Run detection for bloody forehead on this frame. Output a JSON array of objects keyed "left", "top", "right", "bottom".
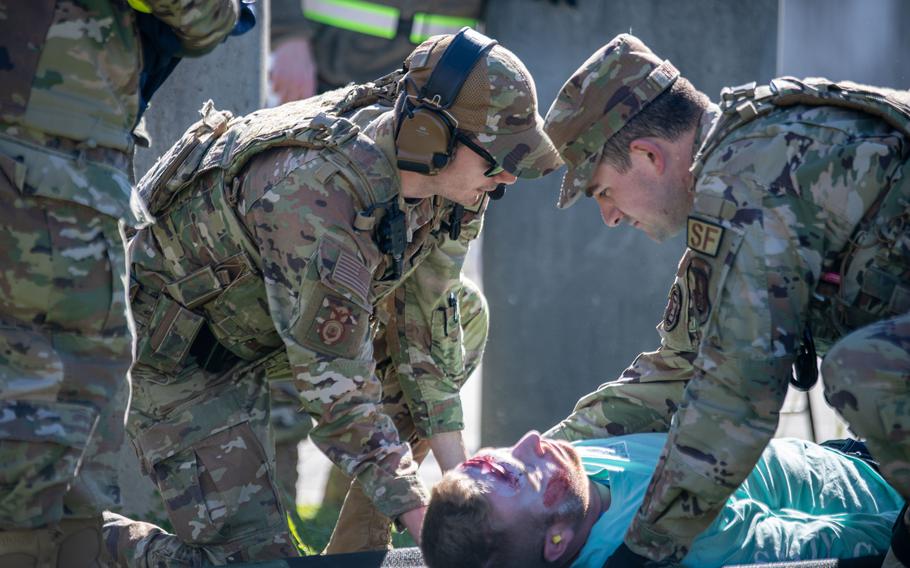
[{"left": 462, "top": 455, "right": 519, "bottom": 489}]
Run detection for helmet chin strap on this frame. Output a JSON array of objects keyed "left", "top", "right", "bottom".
[{"left": 489, "top": 183, "right": 507, "bottom": 200}]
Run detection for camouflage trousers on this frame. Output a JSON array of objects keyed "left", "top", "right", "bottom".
[
  {"left": 0, "top": 156, "right": 131, "bottom": 538},
  {"left": 821, "top": 311, "right": 910, "bottom": 501},
  {"left": 325, "top": 278, "right": 489, "bottom": 553},
  {"left": 112, "top": 355, "right": 298, "bottom": 567}
]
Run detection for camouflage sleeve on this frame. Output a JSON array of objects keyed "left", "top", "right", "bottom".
[
  {"left": 243, "top": 153, "right": 427, "bottom": 519},
  {"left": 391, "top": 204, "right": 486, "bottom": 438},
  {"left": 621, "top": 117, "right": 906, "bottom": 561},
  {"left": 145, "top": 0, "right": 239, "bottom": 54},
  {"left": 623, "top": 167, "right": 805, "bottom": 562},
  {"left": 545, "top": 254, "right": 697, "bottom": 442}
]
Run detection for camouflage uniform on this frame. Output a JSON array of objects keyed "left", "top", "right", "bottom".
[
  {"left": 269, "top": 0, "right": 485, "bottom": 521},
  {"left": 0, "top": 1, "right": 236, "bottom": 566},
  {"left": 272, "top": 0, "right": 485, "bottom": 92},
  {"left": 544, "top": 34, "right": 910, "bottom": 564},
  {"left": 324, "top": 276, "right": 488, "bottom": 552},
  {"left": 107, "top": 33, "right": 559, "bottom": 566}
]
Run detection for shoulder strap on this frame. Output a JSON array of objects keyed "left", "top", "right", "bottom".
[{"left": 140, "top": 72, "right": 405, "bottom": 218}]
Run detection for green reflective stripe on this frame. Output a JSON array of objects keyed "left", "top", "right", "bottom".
[
  {"left": 410, "top": 13, "right": 479, "bottom": 43},
  {"left": 302, "top": 0, "right": 399, "bottom": 39}
]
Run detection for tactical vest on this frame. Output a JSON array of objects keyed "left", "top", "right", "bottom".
[
  {"left": 137, "top": 75, "right": 413, "bottom": 367},
  {"left": 692, "top": 77, "right": 910, "bottom": 352}
]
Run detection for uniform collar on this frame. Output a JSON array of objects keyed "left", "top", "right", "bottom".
[
  {"left": 687, "top": 102, "right": 723, "bottom": 183},
  {"left": 361, "top": 109, "right": 401, "bottom": 184}
]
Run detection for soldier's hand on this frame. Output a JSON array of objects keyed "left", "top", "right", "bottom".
[
  {"left": 602, "top": 543, "right": 654, "bottom": 568},
  {"left": 399, "top": 505, "right": 428, "bottom": 545},
  {"left": 270, "top": 36, "right": 317, "bottom": 104}
]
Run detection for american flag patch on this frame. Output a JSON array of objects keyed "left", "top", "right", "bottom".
[{"left": 332, "top": 249, "right": 371, "bottom": 307}]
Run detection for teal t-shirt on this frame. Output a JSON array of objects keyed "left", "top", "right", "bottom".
[{"left": 570, "top": 434, "right": 903, "bottom": 568}]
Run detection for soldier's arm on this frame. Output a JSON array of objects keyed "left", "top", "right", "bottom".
[
  {"left": 242, "top": 156, "right": 427, "bottom": 520},
  {"left": 623, "top": 167, "right": 809, "bottom": 563},
  {"left": 545, "top": 254, "right": 699, "bottom": 442},
  {"left": 391, "top": 204, "right": 485, "bottom": 445},
  {"left": 145, "top": 0, "right": 239, "bottom": 54},
  {"left": 545, "top": 349, "right": 692, "bottom": 442}
]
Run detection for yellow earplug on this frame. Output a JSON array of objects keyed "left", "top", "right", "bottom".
[
  {"left": 551, "top": 534, "right": 562, "bottom": 545},
  {"left": 127, "top": 0, "right": 152, "bottom": 13}
]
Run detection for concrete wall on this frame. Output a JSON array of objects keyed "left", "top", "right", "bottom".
[
  {"left": 116, "top": 6, "right": 268, "bottom": 522},
  {"left": 481, "top": 1, "right": 779, "bottom": 446},
  {"left": 779, "top": 0, "right": 910, "bottom": 88}
]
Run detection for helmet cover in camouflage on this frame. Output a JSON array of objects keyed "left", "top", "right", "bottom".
[
  {"left": 544, "top": 34, "right": 680, "bottom": 208},
  {"left": 403, "top": 33, "right": 562, "bottom": 179}
]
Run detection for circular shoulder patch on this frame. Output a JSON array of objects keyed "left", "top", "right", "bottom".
[
  {"left": 304, "top": 293, "right": 369, "bottom": 359},
  {"left": 663, "top": 283, "right": 682, "bottom": 332}
]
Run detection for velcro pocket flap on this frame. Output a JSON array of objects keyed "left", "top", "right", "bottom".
[
  {"left": 140, "top": 295, "right": 205, "bottom": 373},
  {"left": 166, "top": 266, "right": 223, "bottom": 309},
  {"left": 133, "top": 386, "right": 249, "bottom": 468}
]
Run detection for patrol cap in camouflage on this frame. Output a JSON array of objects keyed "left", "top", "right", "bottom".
[
  {"left": 403, "top": 33, "right": 562, "bottom": 179},
  {"left": 544, "top": 34, "right": 680, "bottom": 208}
]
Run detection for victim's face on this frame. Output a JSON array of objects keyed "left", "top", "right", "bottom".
[{"left": 458, "top": 431, "right": 588, "bottom": 528}]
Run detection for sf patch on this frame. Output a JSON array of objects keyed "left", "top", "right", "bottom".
[
  {"left": 687, "top": 217, "right": 724, "bottom": 257},
  {"left": 306, "top": 293, "right": 367, "bottom": 358},
  {"left": 662, "top": 283, "right": 682, "bottom": 332}
]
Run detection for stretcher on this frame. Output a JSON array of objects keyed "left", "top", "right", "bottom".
[{"left": 234, "top": 548, "right": 887, "bottom": 567}]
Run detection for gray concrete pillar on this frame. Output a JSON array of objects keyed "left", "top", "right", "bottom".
[
  {"left": 115, "top": 3, "right": 268, "bottom": 523},
  {"left": 778, "top": 0, "right": 910, "bottom": 88},
  {"left": 481, "top": 1, "right": 778, "bottom": 446}
]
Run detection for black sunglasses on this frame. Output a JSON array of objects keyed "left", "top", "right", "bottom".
[{"left": 456, "top": 132, "right": 506, "bottom": 178}]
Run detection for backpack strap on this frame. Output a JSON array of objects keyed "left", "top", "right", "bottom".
[{"left": 693, "top": 76, "right": 910, "bottom": 176}]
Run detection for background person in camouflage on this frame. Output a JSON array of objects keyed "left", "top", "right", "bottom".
[
  {"left": 270, "top": 0, "right": 484, "bottom": 102},
  {"left": 0, "top": 1, "right": 237, "bottom": 566},
  {"left": 542, "top": 33, "right": 910, "bottom": 567},
  {"left": 103, "top": 30, "right": 560, "bottom": 566}
]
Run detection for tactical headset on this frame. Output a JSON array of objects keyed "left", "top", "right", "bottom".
[{"left": 395, "top": 27, "right": 497, "bottom": 176}]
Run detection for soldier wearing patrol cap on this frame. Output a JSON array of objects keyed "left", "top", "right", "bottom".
[
  {"left": 268, "top": 0, "right": 486, "bottom": 544},
  {"left": 102, "top": 28, "right": 560, "bottom": 566},
  {"left": 544, "top": 33, "right": 910, "bottom": 567}
]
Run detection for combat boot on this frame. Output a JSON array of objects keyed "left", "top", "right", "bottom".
[
  {"left": 324, "top": 479, "right": 393, "bottom": 553},
  {"left": 882, "top": 503, "right": 910, "bottom": 568},
  {"left": 0, "top": 517, "right": 105, "bottom": 568}
]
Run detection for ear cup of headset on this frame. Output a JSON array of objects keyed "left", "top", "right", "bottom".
[
  {"left": 395, "top": 106, "right": 455, "bottom": 175},
  {"left": 395, "top": 27, "right": 497, "bottom": 175}
]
